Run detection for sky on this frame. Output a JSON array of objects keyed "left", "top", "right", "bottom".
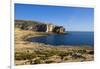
[{"left": 15, "top": 3, "right": 94, "bottom": 31}]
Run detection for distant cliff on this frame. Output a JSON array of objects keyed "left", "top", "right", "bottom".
[{"left": 15, "top": 20, "right": 65, "bottom": 34}]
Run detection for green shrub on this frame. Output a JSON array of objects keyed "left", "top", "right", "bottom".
[
  {"left": 77, "top": 49, "right": 86, "bottom": 54},
  {"left": 64, "top": 57, "right": 68, "bottom": 61},
  {"left": 34, "top": 59, "right": 42, "bottom": 64},
  {"left": 45, "top": 60, "right": 54, "bottom": 63},
  {"left": 35, "top": 50, "right": 57, "bottom": 57},
  {"left": 39, "top": 55, "right": 48, "bottom": 60},
  {"left": 15, "top": 52, "right": 36, "bottom": 60}
]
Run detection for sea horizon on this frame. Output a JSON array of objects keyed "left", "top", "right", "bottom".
[{"left": 66, "top": 31, "right": 94, "bottom": 33}]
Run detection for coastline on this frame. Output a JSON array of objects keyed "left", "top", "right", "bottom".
[{"left": 15, "top": 28, "right": 94, "bottom": 65}]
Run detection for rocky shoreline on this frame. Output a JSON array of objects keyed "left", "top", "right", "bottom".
[{"left": 15, "top": 28, "right": 94, "bottom": 65}]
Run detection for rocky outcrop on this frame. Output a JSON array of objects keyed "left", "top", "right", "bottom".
[
  {"left": 53, "top": 26, "right": 65, "bottom": 34},
  {"left": 46, "top": 24, "right": 65, "bottom": 34},
  {"left": 46, "top": 24, "right": 55, "bottom": 32},
  {"left": 15, "top": 20, "right": 66, "bottom": 34}
]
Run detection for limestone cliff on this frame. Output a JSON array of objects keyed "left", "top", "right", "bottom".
[{"left": 15, "top": 20, "right": 66, "bottom": 34}]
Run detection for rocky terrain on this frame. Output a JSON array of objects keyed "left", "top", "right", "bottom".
[
  {"left": 15, "top": 28, "right": 94, "bottom": 65},
  {"left": 15, "top": 20, "right": 65, "bottom": 34}
]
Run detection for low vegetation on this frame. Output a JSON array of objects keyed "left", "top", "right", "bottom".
[
  {"left": 15, "top": 27, "right": 94, "bottom": 65},
  {"left": 15, "top": 48, "right": 94, "bottom": 65}
]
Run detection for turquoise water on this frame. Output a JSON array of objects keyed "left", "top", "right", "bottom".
[{"left": 29, "top": 32, "right": 94, "bottom": 46}]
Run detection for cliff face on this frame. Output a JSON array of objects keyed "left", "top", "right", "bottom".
[
  {"left": 53, "top": 26, "right": 65, "bottom": 34},
  {"left": 46, "top": 24, "right": 55, "bottom": 32},
  {"left": 15, "top": 20, "right": 65, "bottom": 34},
  {"left": 46, "top": 24, "right": 65, "bottom": 34}
]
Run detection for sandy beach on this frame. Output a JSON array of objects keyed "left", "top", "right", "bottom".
[{"left": 15, "top": 28, "right": 94, "bottom": 65}]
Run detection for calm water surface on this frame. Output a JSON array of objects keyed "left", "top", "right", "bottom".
[{"left": 29, "top": 32, "right": 94, "bottom": 46}]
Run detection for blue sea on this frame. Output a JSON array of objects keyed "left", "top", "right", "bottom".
[{"left": 29, "top": 32, "right": 94, "bottom": 46}]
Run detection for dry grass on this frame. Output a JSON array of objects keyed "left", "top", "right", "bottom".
[{"left": 15, "top": 28, "right": 94, "bottom": 65}]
